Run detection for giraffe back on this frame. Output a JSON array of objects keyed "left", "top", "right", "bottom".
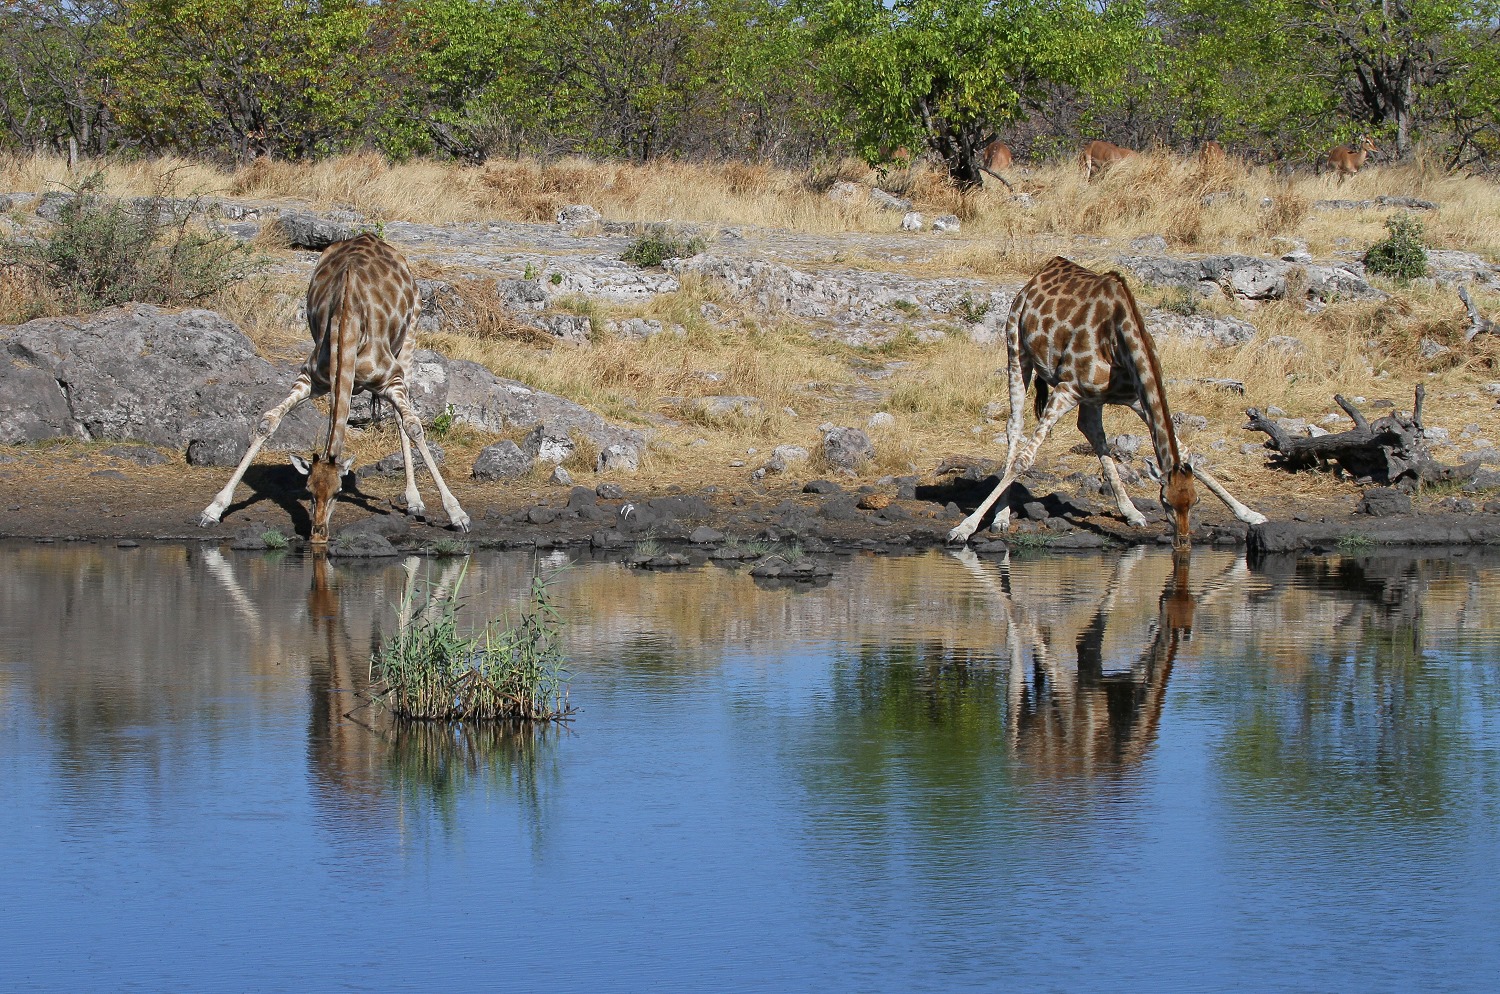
[{"left": 304, "top": 233, "right": 420, "bottom": 459}]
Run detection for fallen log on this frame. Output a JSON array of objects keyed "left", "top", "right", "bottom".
[
  {"left": 1245, "top": 385, "right": 1478, "bottom": 489},
  {"left": 1459, "top": 286, "right": 1497, "bottom": 343}
]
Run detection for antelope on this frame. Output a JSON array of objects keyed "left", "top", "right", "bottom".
[
  {"left": 1325, "top": 135, "right": 1378, "bottom": 182},
  {"left": 979, "top": 139, "right": 1015, "bottom": 189},
  {"left": 1081, "top": 140, "right": 1137, "bottom": 181}
]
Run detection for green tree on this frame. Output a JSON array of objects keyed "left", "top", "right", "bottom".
[
  {"left": 809, "top": 0, "right": 1146, "bottom": 188},
  {"left": 0, "top": 1, "right": 119, "bottom": 154}
]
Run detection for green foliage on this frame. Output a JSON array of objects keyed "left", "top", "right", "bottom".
[
  {"left": 371, "top": 564, "right": 574, "bottom": 723},
  {"left": 955, "top": 292, "right": 990, "bottom": 323},
  {"left": 261, "top": 528, "right": 289, "bottom": 550},
  {"left": 621, "top": 226, "right": 706, "bottom": 268},
  {"left": 1337, "top": 532, "right": 1376, "bottom": 553},
  {"left": 1, "top": 173, "right": 263, "bottom": 313},
  {"left": 1364, "top": 213, "right": 1430, "bottom": 280},
  {"left": 429, "top": 404, "right": 459, "bottom": 438}
]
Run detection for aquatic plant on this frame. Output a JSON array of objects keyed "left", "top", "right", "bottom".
[
  {"left": 370, "top": 564, "right": 573, "bottom": 723},
  {"left": 1337, "top": 532, "right": 1376, "bottom": 553},
  {"left": 1006, "top": 529, "right": 1054, "bottom": 552},
  {"left": 430, "top": 537, "right": 470, "bottom": 557},
  {"left": 261, "top": 528, "right": 289, "bottom": 549}
]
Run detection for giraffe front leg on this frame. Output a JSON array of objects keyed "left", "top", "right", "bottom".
[
  {"left": 200, "top": 379, "right": 314, "bottom": 527},
  {"left": 951, "top": 386, "right": 1080, "bottom": 543},
  {"left": 1192, "top": 465, "right": 1268, "bottom": 525},
  {"left": 389, "top": 392, "right": 470, "bottom": 533}
]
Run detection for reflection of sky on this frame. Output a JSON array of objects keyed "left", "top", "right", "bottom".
[{"left": 1, "top": 545, "right": 1497, "bottom": 991}]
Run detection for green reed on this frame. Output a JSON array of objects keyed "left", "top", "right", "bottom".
[{"left": 370, "top": 562, "right": 574, "bottom": 722}]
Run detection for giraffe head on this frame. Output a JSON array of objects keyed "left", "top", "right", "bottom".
[
  {"left": 291, "top": 454, "right": 355, "bottom": 545},
  {"left": 1147, "top": 459, "right": 1198, "bottom": 549}
]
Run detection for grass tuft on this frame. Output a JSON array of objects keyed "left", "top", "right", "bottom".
[{"left": 370, "top": 564, "right": 573, "bottom": 723}]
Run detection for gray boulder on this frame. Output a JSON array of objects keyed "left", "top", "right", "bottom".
[
  {"left": 869, "top": 189, "right": 912, "bottom": 212},
  {"left": 556, "top": 204, "right": 603, "bottom": 225},
  {"left": 820, "top": 426, "right": 874, "bottom": 470},
  {"left": 0, "top": 304, "right": 323, "bottom": 459},
  {"left": 471, "top": 441, "right": 531, "bottom": 481},
  {"left": 597, "top": 443, "right": 641, "bottom": 473},
  {"left": 524, "top": 424, "right": 575, "bottom": 464},
  {"left": 1357, "top": 487, "right": 1412, "bottom": 516},
  {"left": 275, "top": 210, "right": 361, "bottom": 250},
  {"left": 1148, "top": 310, "right": 1257, "bottom": 347}
]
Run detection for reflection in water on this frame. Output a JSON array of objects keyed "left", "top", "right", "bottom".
[{"left": 3, "top": 543, "right": 1499, "bottom": 991}]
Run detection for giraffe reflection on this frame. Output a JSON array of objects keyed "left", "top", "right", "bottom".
[{"left": 954, "top": 548, "right": 1243, "bottom": 777}]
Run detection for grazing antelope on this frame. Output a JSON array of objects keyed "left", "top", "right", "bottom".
[
  {"left": 1080, "top": 139, "right": 1137, "bottom": 181},
  {"left": 947, "top": 256, "right": 1266, "bottom": 548},
  {"left": 200, "top": 233, "right": 471, "bottom": 543},
  {"left": 978, "top": 139, "right": 1015, "bottom": 189},
  {"left": 1199, "top": 140, "right": 1225, "bottom": 163},
  {"left": 1325, "top": 135, "right": 1378, "bottom": 182}
]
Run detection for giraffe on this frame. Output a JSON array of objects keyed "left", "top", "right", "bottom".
[
  {"left": 200, "top": 233, "right": 470, "bottom": 543},
  {"left": 948, "top": 256, "right": 1266, "bottom": 547}
]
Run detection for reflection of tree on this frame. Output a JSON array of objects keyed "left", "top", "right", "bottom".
[{"left": 1218, "top": 554, "right": 1478, "bottom": 825}]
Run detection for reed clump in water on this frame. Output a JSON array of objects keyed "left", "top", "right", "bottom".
[{"left": 370, "top": 564, "right": 574, "bottom": 722}]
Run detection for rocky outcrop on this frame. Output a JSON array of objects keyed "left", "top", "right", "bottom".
[
  {"left": 1117, "top": 253, "right": 1382, "bottom": 302},
  {"left": 0, "top": 305, "right": 324, "bottom": 458},
  {"left": 0, "top": 304, "right": 644, "bottom": 466}
]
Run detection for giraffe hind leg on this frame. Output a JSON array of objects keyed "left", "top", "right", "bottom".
[
  {"left": 1078, "top": 404, "right": 1148, "bottom": 527},
  {"left": 386, "top": 388, "right": 471, "bottom": 533}
]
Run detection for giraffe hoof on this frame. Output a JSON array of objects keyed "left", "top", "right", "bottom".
[
  {"left": 198, "top": 510, "right": 221, "bottom": 528},
  {"left": 946, "top": 525, "right": 975, "bottom": 544},
  {"left": 451, "top": 512, "right": 472, "bottom": 533}
]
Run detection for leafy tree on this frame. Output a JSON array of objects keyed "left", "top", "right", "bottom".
[
  {"left": 808, "top": 0, "right": 1147, "bottom": 188},
  {"left": 0, "top": 1, "right": 119, "bottom": 154}
]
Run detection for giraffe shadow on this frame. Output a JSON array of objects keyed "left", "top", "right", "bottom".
[
  {"left": 918, "top": 478, "right": 1115, "bottom": 535},
  {"left": 221, "top": 465, "right": 387, "bottom": 540}
]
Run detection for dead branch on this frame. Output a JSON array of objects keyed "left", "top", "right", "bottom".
[
  {"left": 1245, "top": 386, "right": 1475, "bottom": 490},
  {"left": 1459, "top": 286, "right": 1498, "bottom": 343}
]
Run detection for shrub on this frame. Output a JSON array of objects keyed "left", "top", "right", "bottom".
[
  {"left": 621, "top": 225, "right": 705, "bottom": 267},
  {"left": 1363, "top": 212, "right": 1429, "bottom": 281},
  {"left": 2, "top": 173, "right": 264, "bottom": 314},
  {"left": 370, "top": 564, "right": 574, "bottom": 723}
]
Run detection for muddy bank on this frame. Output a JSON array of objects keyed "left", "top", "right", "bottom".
[{"left": 5, "top": 447, "right": 1499, "bottom": 564}]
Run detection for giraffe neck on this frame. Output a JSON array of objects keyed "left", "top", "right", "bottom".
[
  {"left": 321, "top": 272, "right": 358, "bottom": 461},
  {"left": 1107, "top": 274, "right": 1182, "bottom": 474}
]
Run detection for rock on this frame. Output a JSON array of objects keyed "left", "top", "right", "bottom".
[
  {"left": 900, "top": 211, "right": 924, "bottom": 232},
  {"left": 607, "top": 317, "right": 665, "bottom": 339},
  {"left": 1357, "top": 487, "right": 1412, "bottom": 516},
  {"left": 819, "top": 426, "right": 874, "bottom": 471},
  {"left": 527, "top": 507, "right": 556, "bottom": 525},
  {"left": 597, "top": 443, "right": 640, "bottom": 473},
  {"left": 523, "top": 424, "right": 575, "bottom": 464},
  {"left": 867, "top": 412, "right": 895, "bottom": 430},
  {"left": 1148, "top": 310, "right": 1257, "bottom": 347},
  {"left": 1266, "top": 336, "right": 1305, "bottom": 354},
  {"left": 803, "top": 479, "right": 843, "bottom": 495},
  {"left": 1009, "top": 193, "right": 1035, "bottom": 209},
  {"left": 932, "top": 214, "right": 961, "bottom": 232},
  {"left": 0, "top": 304, "right": 324, "bottom": 459},
  {"left": 358, "top": 443, "right": 446, "bottom": 479},
  {"left": 550, "top": 465, "right": 572, "bottom": 486},
  {"left": 34, "top": 191, "right": 75, "bottom": 221},
  {"left": 1130, "top": 235, "right": 1169, "bottom": 253},
  {"left": 826, "top": 181, "right": 863, "bottom": 204},
  {"left": 329, "top": 529, "right": 400, "bottom": 557},
  {"left": 275, "top": 210, "right": 361, "bottom": 250},
  {"left": 1305, "top": 265, "right": 1382, "bottom": 301},
  {"left": 689, "top": 526, "right": 724, "bottom": 544},
  {"left": 686, "top": 396, "right": 762, "bottom": 419},
  {"left": 869, "top": 188, "right": 912, "bottom": 212},
  {"left": 766, "top": 445, "right": 809, "bottom": 473},
  {"left": 471, "top": 441, "right": 531, "bottom": 480},
  {"left": 596, "top": 482, "right": 624, "bottom": 499},
  {"left": 556, "top": 204, "right": 602, "bottom": 225},
  {"left": 529, "top": 313, "right": 592, "bottom": 343},
  {"left": 1419, "top": 338, "right": 1451, "bottom": 360},
  {"left": 1172, "top": 413, "right": 1209, "bottom": 432},
  {"left": 1313, "top": 199, "right": 1376, "bottom": 211},
  {"left": 1022, "top": 500, "right": 1049, "bottom": 521},
  {"left": 1376, "top": 195, "right": 1438, "bottom": 211}
]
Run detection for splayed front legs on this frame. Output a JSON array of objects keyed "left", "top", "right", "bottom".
[{"left": 199, "top": 376, "right": 315, "bottom": 527}]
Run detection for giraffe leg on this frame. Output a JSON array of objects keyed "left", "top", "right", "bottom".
[
  {"left": 199, "top": 376, "right": 316, "bottom": 527},
  {"left": 949, "top": 385, "right": 1080, "bottom": 543},
  {"left": 1191, "top": 465, "right": 1268, "bottom": 525},
  {"left": 1078, "top": 405, "right": 1148, "bottom": 527},
  {"left": 394, "top": 409, "right": 425, "bottom": 519},
  {"left": 386, "top": 388, "right": 471, "bottom": 533}
]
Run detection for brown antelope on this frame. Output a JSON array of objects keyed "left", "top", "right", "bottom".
[
  {"left": 1325, "top": 135, "right": 1378, "bottom": 182},
  {"left": 978, "top": 139, "right": 1015, "bottom": 189},
  {"left": 947, "top": 256, "right": 1266, "bottom": 547},
  {"left": 200, "top": 233, "right": 471, "bottom": 543},
  {"left": 1080, "top": 139, "right": 1137, "bottom": 181},
  {"left": 1199, "top": 140, "right": 1225, "bottom": 163}
]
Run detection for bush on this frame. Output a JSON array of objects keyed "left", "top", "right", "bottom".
[
  {"left": 370, "top": 563, "right": 574, "bottom": 723},
  {"left": 2, "top": 173, "right": 263, "bottom": 314},
  {"left": 621, "top": 225, "right": 706, "bottom": 267},
  {"left": 1363, "top": 212, "right": 1429, "bottom": 280}
]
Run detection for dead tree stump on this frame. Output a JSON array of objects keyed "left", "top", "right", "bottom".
[{"left": 1245, "top": 385, "right": 1478, "bottom": 491}]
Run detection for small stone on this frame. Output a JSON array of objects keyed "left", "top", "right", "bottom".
[
  {"left": 597, "top": 443, "right": 640, "bottom": 473},
  {"left": 900, "top": 211, "right": 924, "bottom": 232},
  {"left": 550, "top": 465, "right": 573, "bottom": 486},
  {"left": 931, "top": 214, "right": 961, "bottom": 232},
  {"left": 596, "top": 481, "right": 625, "bottom": 499},
  {"left": 867, "top": 412, "right": 895, "bottom": 430},
  {"left": 1357, "top": 487, "right": 1412, "bottom": 516}
]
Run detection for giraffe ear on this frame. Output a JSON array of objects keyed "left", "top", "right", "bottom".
[
  {"left": 1143, "top": 458, "right": 1162, "bottom": 483},
  {"left": 290, "top": 454, "right": 311, "bottom": 476},
  {"left": 339, "top": 455, "right": 356, "bottom": 475}
]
